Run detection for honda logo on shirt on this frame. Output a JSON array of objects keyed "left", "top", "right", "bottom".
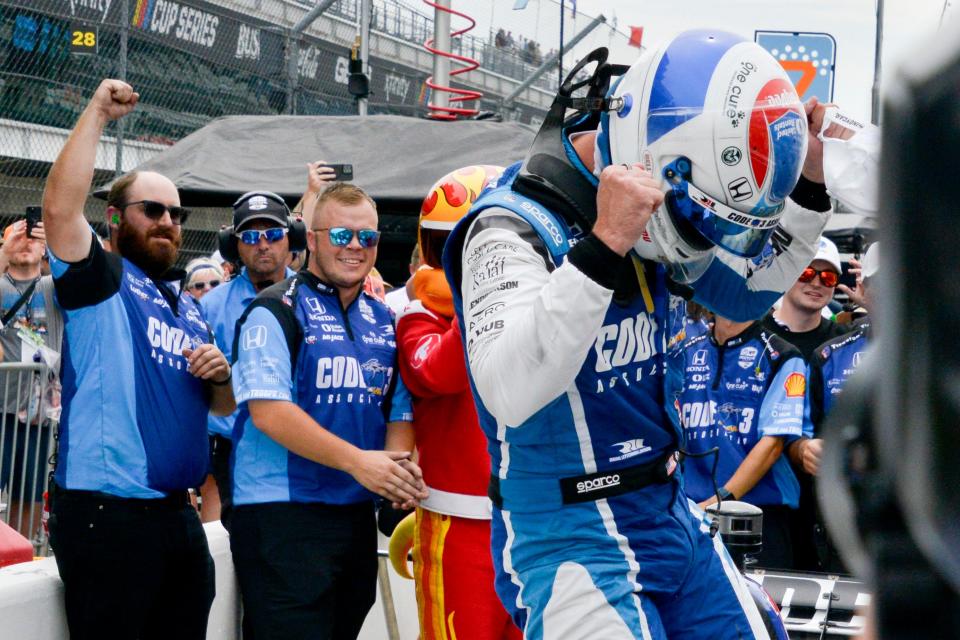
[
  {"left": 243, "top": 325, "right": 267, "bottom": 350},
  {"left": 306, "top": 297, "right": 326, "bottom": 314},
  {"left": 692, "top": 350, "right": 708, "bottom": 366}
]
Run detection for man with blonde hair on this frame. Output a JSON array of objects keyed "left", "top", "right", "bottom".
[{"left": 230, "top": 181, "right": 426, "bottom": 638}]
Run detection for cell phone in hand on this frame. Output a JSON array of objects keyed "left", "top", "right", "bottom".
[
  {"left": 327, "top": 163, "right": 353, "bottom": 181},
  {"left": 25, "top": 206, "right": 41, "bottom": 238}
]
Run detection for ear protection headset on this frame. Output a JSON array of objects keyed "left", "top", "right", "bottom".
[{"left": 217, "top": 190, "right": 307, "bottom": 263}]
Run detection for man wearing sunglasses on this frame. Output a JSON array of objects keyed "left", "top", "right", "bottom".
[
  {"left": 199, "top": 191, "right": 297, "bottom": 529},
  {"left": 761, "top": 236, "right": 852, "bottom": 573},
  {"left": 40, "top": 79, "right": 234, "bottom": 640},
  {"left": 790, "top": 242, "right": 878, "bottom": 574},
  {"left": 762, "top": 237, "right": 849, "bottom": 362},
  {"left": 230, "top": 182, "right": 426, "bottom": 639}
]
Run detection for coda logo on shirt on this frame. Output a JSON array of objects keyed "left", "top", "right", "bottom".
[
  {"left": 594, "top": 312, "right": 659, "bottom": 373},
  {"left": 147, "top": 317, "right": 202, "bottom": 364},
  {"left": 316, "top": 356, "right": 366, "bottom": 389}
]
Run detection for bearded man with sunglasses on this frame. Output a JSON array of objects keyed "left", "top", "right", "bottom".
[
  {"left": 199, "top": 191, "right": 297, "bottom": 529},
  {"left": 230, "top": 182, "right": 426, "bottom": 639},
  {"left": 40, "top": 79, "right": 235, "bottom": 640}
]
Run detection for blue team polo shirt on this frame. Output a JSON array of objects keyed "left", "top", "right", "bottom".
[
  {"left": 807, "top": 321, "right": 871, "bottom": 435},
  {"left": 231, "top": 271, "right": 404, "bottom": 506},
  {"left": 49, "top": 231, "right": 213, "bottom": 498},
  {"left": 200, "top": 266, "right": 294, "bottom": 438},
  {"left": 678, "top": 323, "right": 805, "bottom": 507}
]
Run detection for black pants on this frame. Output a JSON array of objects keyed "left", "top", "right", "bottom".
[
  {"left": 753, "top": 504, "right": 795, "bottom": 570},
  {"left": 208, "top": 433, "right": 233, "bottom": 530},
  {"left": 231, "top": 500, "right": 378, "bottom": 640},
  {"left": 790, "top": 468, "right": 848, "bottom": 573},
  {"left": 48, "top": 485, "right": 215, "bottom": 640}
]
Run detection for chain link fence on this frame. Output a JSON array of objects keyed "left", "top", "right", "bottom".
[{"left": 0, "top": 0, "right": 630, "bottom": 271}]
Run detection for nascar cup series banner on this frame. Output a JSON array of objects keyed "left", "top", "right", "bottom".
[
  {"left": 7, "top": 0, "right": 282, "bottom": 74},
  {"left": 2, "top": 0, "right": 433, "bottom": 110}
]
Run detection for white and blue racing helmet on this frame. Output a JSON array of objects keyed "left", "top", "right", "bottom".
[{"left": 598, "top": 29, "right": 808, "bottom": 273}]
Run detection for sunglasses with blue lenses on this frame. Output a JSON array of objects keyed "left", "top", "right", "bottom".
[
  {"left": 235, "top": 227, "right": 288, "bottom": 245},
  {"left": 316, "top": 227, "right": 381, "bottom": 248}
]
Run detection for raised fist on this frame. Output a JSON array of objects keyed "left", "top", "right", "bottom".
[{"left": 90, "top": 79, "right": 139, "bottom": 122}]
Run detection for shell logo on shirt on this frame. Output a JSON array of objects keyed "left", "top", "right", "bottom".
[{"left": 784, "top": 372, "right": 806, "bottom": 397}]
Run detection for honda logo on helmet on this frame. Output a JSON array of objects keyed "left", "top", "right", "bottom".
[{"left": 728, "top": 177, "right": 754, "bottom": 202}]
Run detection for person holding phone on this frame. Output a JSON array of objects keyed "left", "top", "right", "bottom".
[
  {"left": 0, "top": 217, "right": 62, "bottom": 541},
  {"left": 40, "top": 78, "right": 234, "bottom": 640}
]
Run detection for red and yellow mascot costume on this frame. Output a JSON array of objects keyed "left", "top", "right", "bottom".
[{"left": 390, "top": 166, "right": 521, "bottom": 640}]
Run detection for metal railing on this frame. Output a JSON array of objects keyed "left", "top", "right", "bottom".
[
  {"left": 0, "top": 362, "right": 57, "bottom": 555},
  {"left": 318, "top": 0, "right": 561, "bottom": 92}
]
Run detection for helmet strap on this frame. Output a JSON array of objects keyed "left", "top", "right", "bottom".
[{"left": 514, "top": 47, "right": 629, "bottom": 235}]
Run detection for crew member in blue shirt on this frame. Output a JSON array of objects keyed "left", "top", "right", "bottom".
[
  {"left": 199, "top": 190, "right": 298, "bottom": 527},
  {"left": 678, "top": 315, "right": 806, "bottom": 569},
  {"left": 41, "top": 79, "right": 234, "bottom": 640},
  {"left": 230, "top": 182, "right": 427, "bottom": 639}
]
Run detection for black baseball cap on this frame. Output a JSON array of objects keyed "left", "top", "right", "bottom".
[{"left": 232, "top": 191, "right": 290, "bottom": 230}]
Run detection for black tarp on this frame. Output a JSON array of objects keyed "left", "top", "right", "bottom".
[{"left": 97, "top": 114, "right": 538, "bottom": 212}]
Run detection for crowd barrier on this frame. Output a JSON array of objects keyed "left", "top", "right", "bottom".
[{"left": 0, "top": 362, "right": 57, "bottom": 555}]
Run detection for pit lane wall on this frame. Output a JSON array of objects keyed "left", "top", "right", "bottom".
[
  {"left": 0, "top": 520, "right": 867, "bottom": 639},
  {"left": 0, "top": 522, "right": 421, "bottom": 640}
]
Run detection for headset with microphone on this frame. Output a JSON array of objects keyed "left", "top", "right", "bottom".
[{"left": 217, "top": 190, "right": 307, "bottom": 263}]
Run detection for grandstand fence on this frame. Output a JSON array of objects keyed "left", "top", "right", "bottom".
[{"left": 0, "top": 0, "right": 563, "bottom": 265}]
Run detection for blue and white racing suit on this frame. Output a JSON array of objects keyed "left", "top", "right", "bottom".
[{"left": 443, "top": 160, "right": 830, "bottom": 639}]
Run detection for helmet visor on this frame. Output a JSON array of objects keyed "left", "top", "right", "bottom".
[
  {"left": 666, "top": 177, "right": 783, "bottom": 258},
  {"left": 660, "top": 153, "right": 788, "bottom": 258},
  {"left": 419, "top": 227, "right": 452, "bottom": 269}
]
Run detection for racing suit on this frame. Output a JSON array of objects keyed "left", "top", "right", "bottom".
[
  {"left": 396, "top": 283, "right": 521, "bottom": 640},
  {"left": 443, "top": 159, "right": 830, "bottom": 639},
  {"left": 678, "top": 323, "right": 806, "bottom": 568}
]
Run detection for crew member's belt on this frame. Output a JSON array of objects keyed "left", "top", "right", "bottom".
[
  {"left": 50, "top": 482, "right": 190, "bottom": 509},
  {"left": 488, "top": 453, "right": 675, "bottom": 510}
]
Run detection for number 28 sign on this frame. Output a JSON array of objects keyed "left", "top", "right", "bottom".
[
  {"left": 755, "top": 31, "right": 836, "bottom": 102},
  {"left": 70, "top": 23, "right": 98, "bottom": 55}
]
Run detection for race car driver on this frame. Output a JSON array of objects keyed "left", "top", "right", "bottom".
[
  {"left": 393, "top": 165, "right": 522, "bottom": 640},
  {"left": 443, "top": 30, "right": 834, "bottom": 639}
]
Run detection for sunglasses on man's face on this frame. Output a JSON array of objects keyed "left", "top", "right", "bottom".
[
  {"left": 236, "top": 227, "right": 288, "bottom": 245},
  {"left": 189, "top": 279, "right": 221, "bottom": 292},
  {"left": 315, "top": 227, "right": 381, "bottom": 248},
  {"left": 797, "top": 267, "right": 839, "bottom": 288},
  {"left": 119, "top": 200, "right": 190, "bottom": 225}
]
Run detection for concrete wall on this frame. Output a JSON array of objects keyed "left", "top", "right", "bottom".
[{"left": 0, "top": 523, "right": 419, "bottom": 640}]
